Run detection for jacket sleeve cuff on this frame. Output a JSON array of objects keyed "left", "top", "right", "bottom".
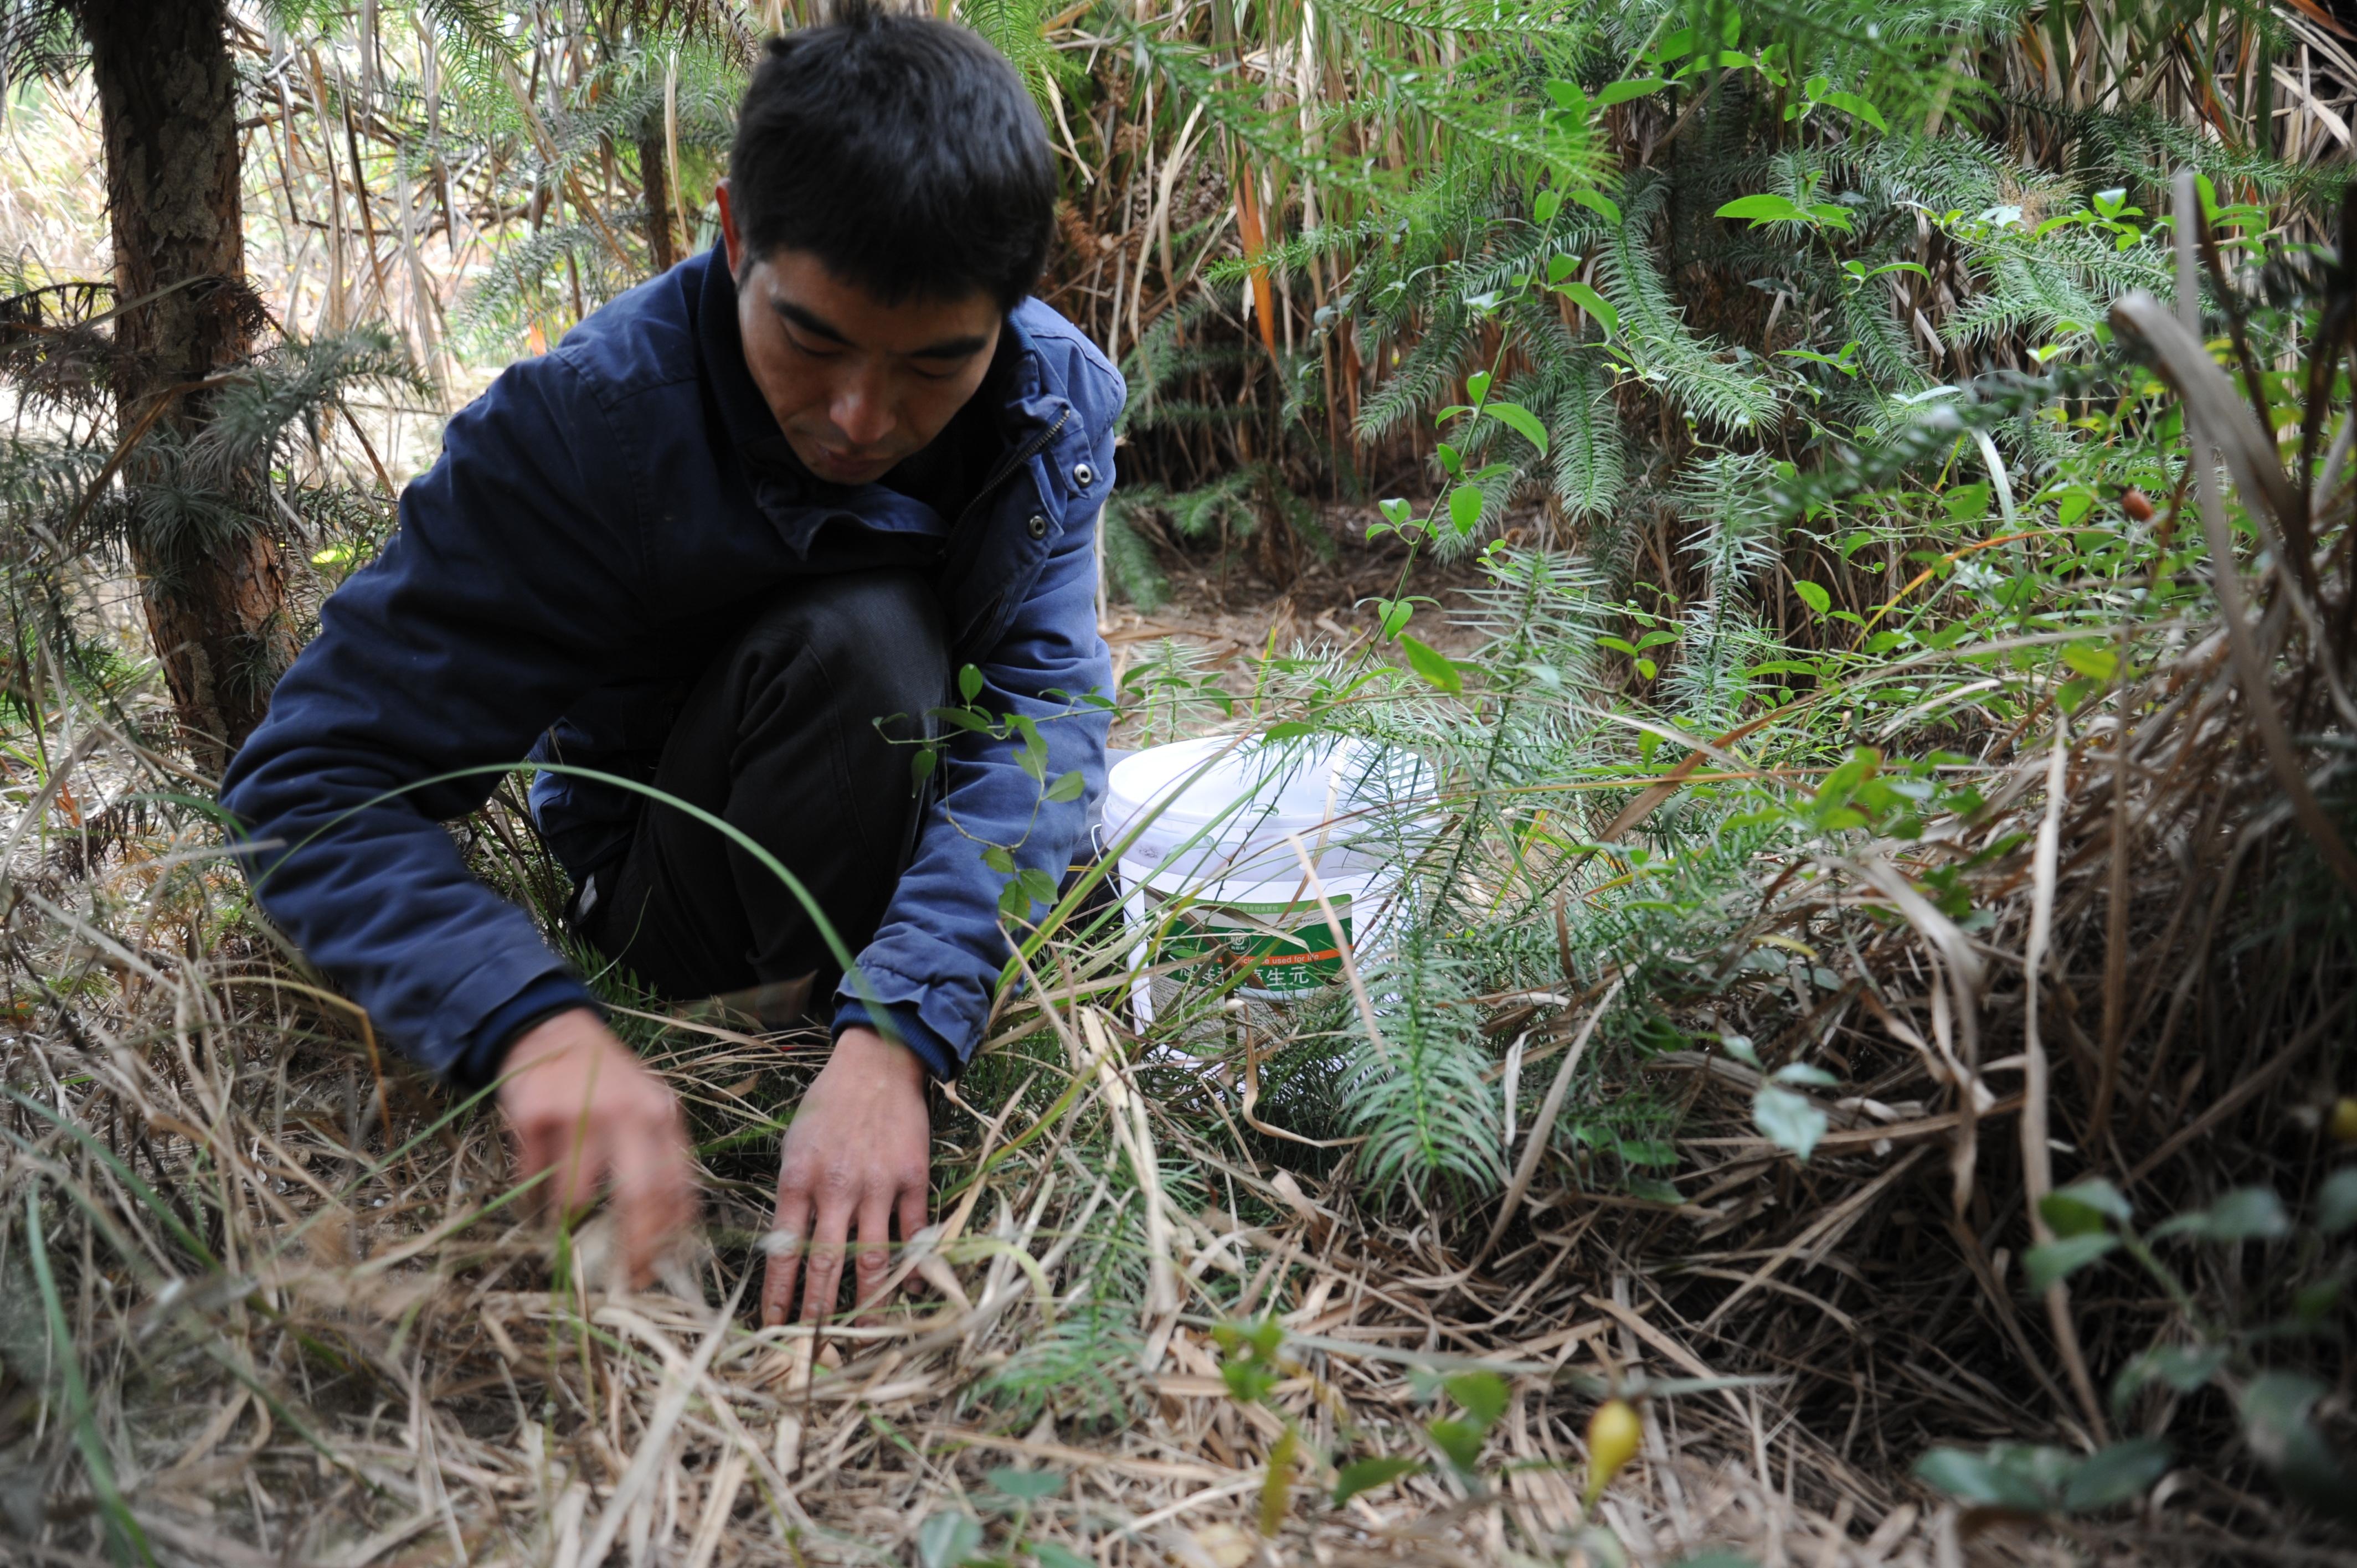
[
  {"left": 832, "top": 999, "right": 958, "bottom": 1081},
  {"left": 452, "top": 972, "right": 602, "bottom": 1093}
]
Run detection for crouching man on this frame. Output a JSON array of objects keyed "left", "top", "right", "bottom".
[{"left": 221, "top": 2, "right": 1120, "bottom": 1326}]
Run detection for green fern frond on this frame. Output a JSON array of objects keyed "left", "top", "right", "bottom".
[
  {"left": 1599, "top": 176, "right": 1782, "bottom": 434},
  {"left": 1346, "top": 933, "right": 1505, "bottom": 1198}
]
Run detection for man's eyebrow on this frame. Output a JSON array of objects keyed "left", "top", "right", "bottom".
[
  {"left": 905, "top": 332, "right": 992, "bottom": 361},
  {"left": 771, "top": 297, "right": 990, "bottom": 362},
  {"left": 772, "top": 298, "right": 852, "bottom": 345}
]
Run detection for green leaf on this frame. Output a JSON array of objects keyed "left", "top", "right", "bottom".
[
  {"left": 2041, "top": 1178, "right": 2132, "bottom": 1237},
  {"left": 1753, "top": 1086, "right": 1827, "bottom": 1162},
  {"left": 1444, "top": 1370, "right": 1509, "bottom": 1428},
  {"left": 1448, "top": 484, "right": 1485, "bottom": 535},
  {"left": 1562, "top": 282, "right": 1618, "bottom": 336},
  {"left": 1771, "top": 1062, "right": 1837, "bottom": 1087},
  {"left": 2062, "top": 644, "right": 2119, "bottom": 681},
  {"left": 1016, "top": 867, "right": 1060, "bottom": 904},
  {"left": 912, "top": 748, "right": 939, "bottom": 787},
  {"left": 1912, "top": 1446, "right": 2054, "bottom": 1512},
  {"left": 1596, "top": 76, "right": 1669, "bottom": 107},
  {"left": 1533, "top": 189, "right": 1563, "bottom": 224},
  {"left": 1376, "top": 599, "right": 1414, "bottom": 639},
  {"left": 1222, "top": 1359, "right": 1278, "bottom": 1404},
  {"left": 2236, "top": 1371, "right": 2357, "bottom": 1524},
  {"left": 2320, "top": 1168, "right": 2357, "bottom": 1235},
  {"left": 931, "top": 706, "right": 995, "bottom": 734},
  {"left": 1485, "top": 400, "right": 1549, "bottom": 456},
  {"left": 918, "top": 1510, "right": 984, "bottom": 1568},
  {"left": 1044, "top": 770, "right": 1085, "bottom": 803},
  {"left": 1813, "top": 88, "right": 1887, "bottom": 132},
  {"left": 1569, "top": 187, "right": 1622, "bottom": 225},
  {"left": 1334, "top": 1456, "right": 1423, "bottom": 1505},
  {"left": 1465, "top": 370, "right": 1493, "bottom": 403},
  {"left": 2114, "top": 1343, "right": 2226, "bottom": 1406},
  {"left": 2024, "top": 1232, "right": 2118, "bottom": 1293},
  {"left": 982, "top": 845, "right": 1016, "bottom": 875},
  {"left": 1398, "top": 633, "right": 1463, "bottom": 694},
  {"left": 2063, "top": 1439, "right": 2171, "bottom": 1511},
  {"left": 958, "top": 665, "right": 985, "bottom": 703},
  {"left": 1942, "top": 483, "right": 1990, "bottom": 523},
  {"left": 1793, "top": 580, "right": 1830, "bottom": 613},
  {"left": 987, "top": 1467, "right": 1064, "bottom": 1500},
  {"left": 1546, "top": 252, "right": 1579, "bottom": 285},
  {"left": 1427, "top": 1416, "right": 1486, "bottom": 1472},
  {"left": 1716, "top": 193, "right": 1809, "bottom": 225},
  {"left": 1378, "top": 497, "right": 1413, "bottom": 527},
  {"left": 2153, "top": 1187, "right": 2292, "bottom": 1243},
  {"left": 1032, "top": 1545, "right": 1094, "bottom": 1568}
]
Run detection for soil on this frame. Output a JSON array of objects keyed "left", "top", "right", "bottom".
[{"left": 1101, "top": 498, "right": 1507, "bottom": 699}]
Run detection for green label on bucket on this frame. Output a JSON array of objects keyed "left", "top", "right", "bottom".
[{"left": 1144, "top": 891, "right": 1352, "bottom": 995}]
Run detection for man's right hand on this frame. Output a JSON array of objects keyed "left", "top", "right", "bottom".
[{"left": 496, "top": 1008, "right": 697, "bottom": 1287}]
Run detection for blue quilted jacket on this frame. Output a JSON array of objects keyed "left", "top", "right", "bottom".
[{"left": 220, "top": 244, "right": 1121, "bottom": 1083}]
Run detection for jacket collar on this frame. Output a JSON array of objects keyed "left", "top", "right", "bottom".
[{"left": 689, "top": 244, "right": 1080, "bottom": 548}]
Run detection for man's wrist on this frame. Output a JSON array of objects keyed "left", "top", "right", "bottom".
[
  {"left": 829, "top": 1023, "right": 928, "bottom": 1087},
  {"left": 459, "top": 976, "right": 601, "bottom": 1092},
  {"left": 831, "top": 998, "right": 956, "bottom": 1080}
]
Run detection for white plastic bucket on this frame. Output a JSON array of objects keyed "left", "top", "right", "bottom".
[{"left": 1102, "top": 735, "right": 1418, "bottom": 1026}]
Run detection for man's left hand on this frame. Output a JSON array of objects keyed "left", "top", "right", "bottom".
[{"left": 762, "top": 1025, "right": 932, "bottom": 1325}]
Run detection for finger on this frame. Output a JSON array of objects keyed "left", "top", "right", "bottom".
[
  {"left": 547, "top": 1116, "right": 603, "bottom": 1220},
  {"left": 511, "top": 1117, "right": 558, "bottom": 1217},
  {"left": 896, "top": 1185, "right": 929, "bottom": 1302},
  {"left": 798, "top": 1200, "right": 852, "bottom": 1325},
  {"left": 612, "top": 1117, "right": 694, "bottom": 1290},
  {"left": 761, "top": 1184, "right": 809, "bottom": 1329},
  {"left": 851, "top": 1193, "right": 896, "bottom": 1326},
  {"left": 897, "top": 1182, "right": 930, "bottom": 1245}
]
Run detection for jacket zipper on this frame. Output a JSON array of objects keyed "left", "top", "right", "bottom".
[
  {"left": 948, "top": 405, "right": 1073, "bottom": 653},
  {"left": 954, "top": 406, "right": 1071, "bottom": 535}
]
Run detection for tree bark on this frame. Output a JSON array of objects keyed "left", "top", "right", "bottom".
[
  {"left": 81, "top": 0, "right": 296, "bottom": 775},
  {"left": 638, "top": 117, "right": 678, "bottom": 275}
]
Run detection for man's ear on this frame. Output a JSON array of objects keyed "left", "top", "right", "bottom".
[{"left": 716, "top": 180, "right": 743, "bottom": 277}]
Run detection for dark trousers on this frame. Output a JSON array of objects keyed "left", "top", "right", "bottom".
[{"left": 577, "top": 569, "right": 947, "bottom": 1019}]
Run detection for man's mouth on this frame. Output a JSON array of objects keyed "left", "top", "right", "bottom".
[{"left": 808, "top": 445, "right": 891, "bottom": 482}]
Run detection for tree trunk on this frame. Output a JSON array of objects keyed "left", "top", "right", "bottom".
[
  {"left": 638, "top": 116, "right": 678, "bottom": 274},
  {"left": 82, "top": 0, "right": 296, "bottom": 775}
]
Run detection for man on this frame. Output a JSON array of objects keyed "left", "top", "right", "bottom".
[{"left": 220, "top": 3, "right": 1119, "bottom": 1328}]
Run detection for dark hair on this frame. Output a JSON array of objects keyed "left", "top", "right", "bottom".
[{"left": 728, "top": 2, "right": 1055, "bottom": 313}]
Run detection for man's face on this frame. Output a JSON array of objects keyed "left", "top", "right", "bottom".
[{"left": 718, "top": 181, "right": 1002, "bottom": 488}]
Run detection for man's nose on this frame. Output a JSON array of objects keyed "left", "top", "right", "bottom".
[{"left": 830, "top": 366, "right": 894, "bottom": 449}]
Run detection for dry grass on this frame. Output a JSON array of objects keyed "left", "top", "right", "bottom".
[
  {"left": 3, "top": 484, "right": 2352, "bottom": 1568},
  {"left": 5, "top": 10, "right": 2356, "bottom": 1566}
]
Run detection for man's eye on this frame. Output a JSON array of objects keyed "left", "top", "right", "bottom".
[{"left": 786, "top": 332, "right": 839, "bottom": 358}]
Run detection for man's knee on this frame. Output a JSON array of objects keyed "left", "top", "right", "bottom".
[{"left": 733, "top": 570, "right": 948, "bottom": 739}]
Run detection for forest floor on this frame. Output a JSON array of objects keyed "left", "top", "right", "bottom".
[{"left": 1, "top": 519, "right": 2101, "bottom": 1568}]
